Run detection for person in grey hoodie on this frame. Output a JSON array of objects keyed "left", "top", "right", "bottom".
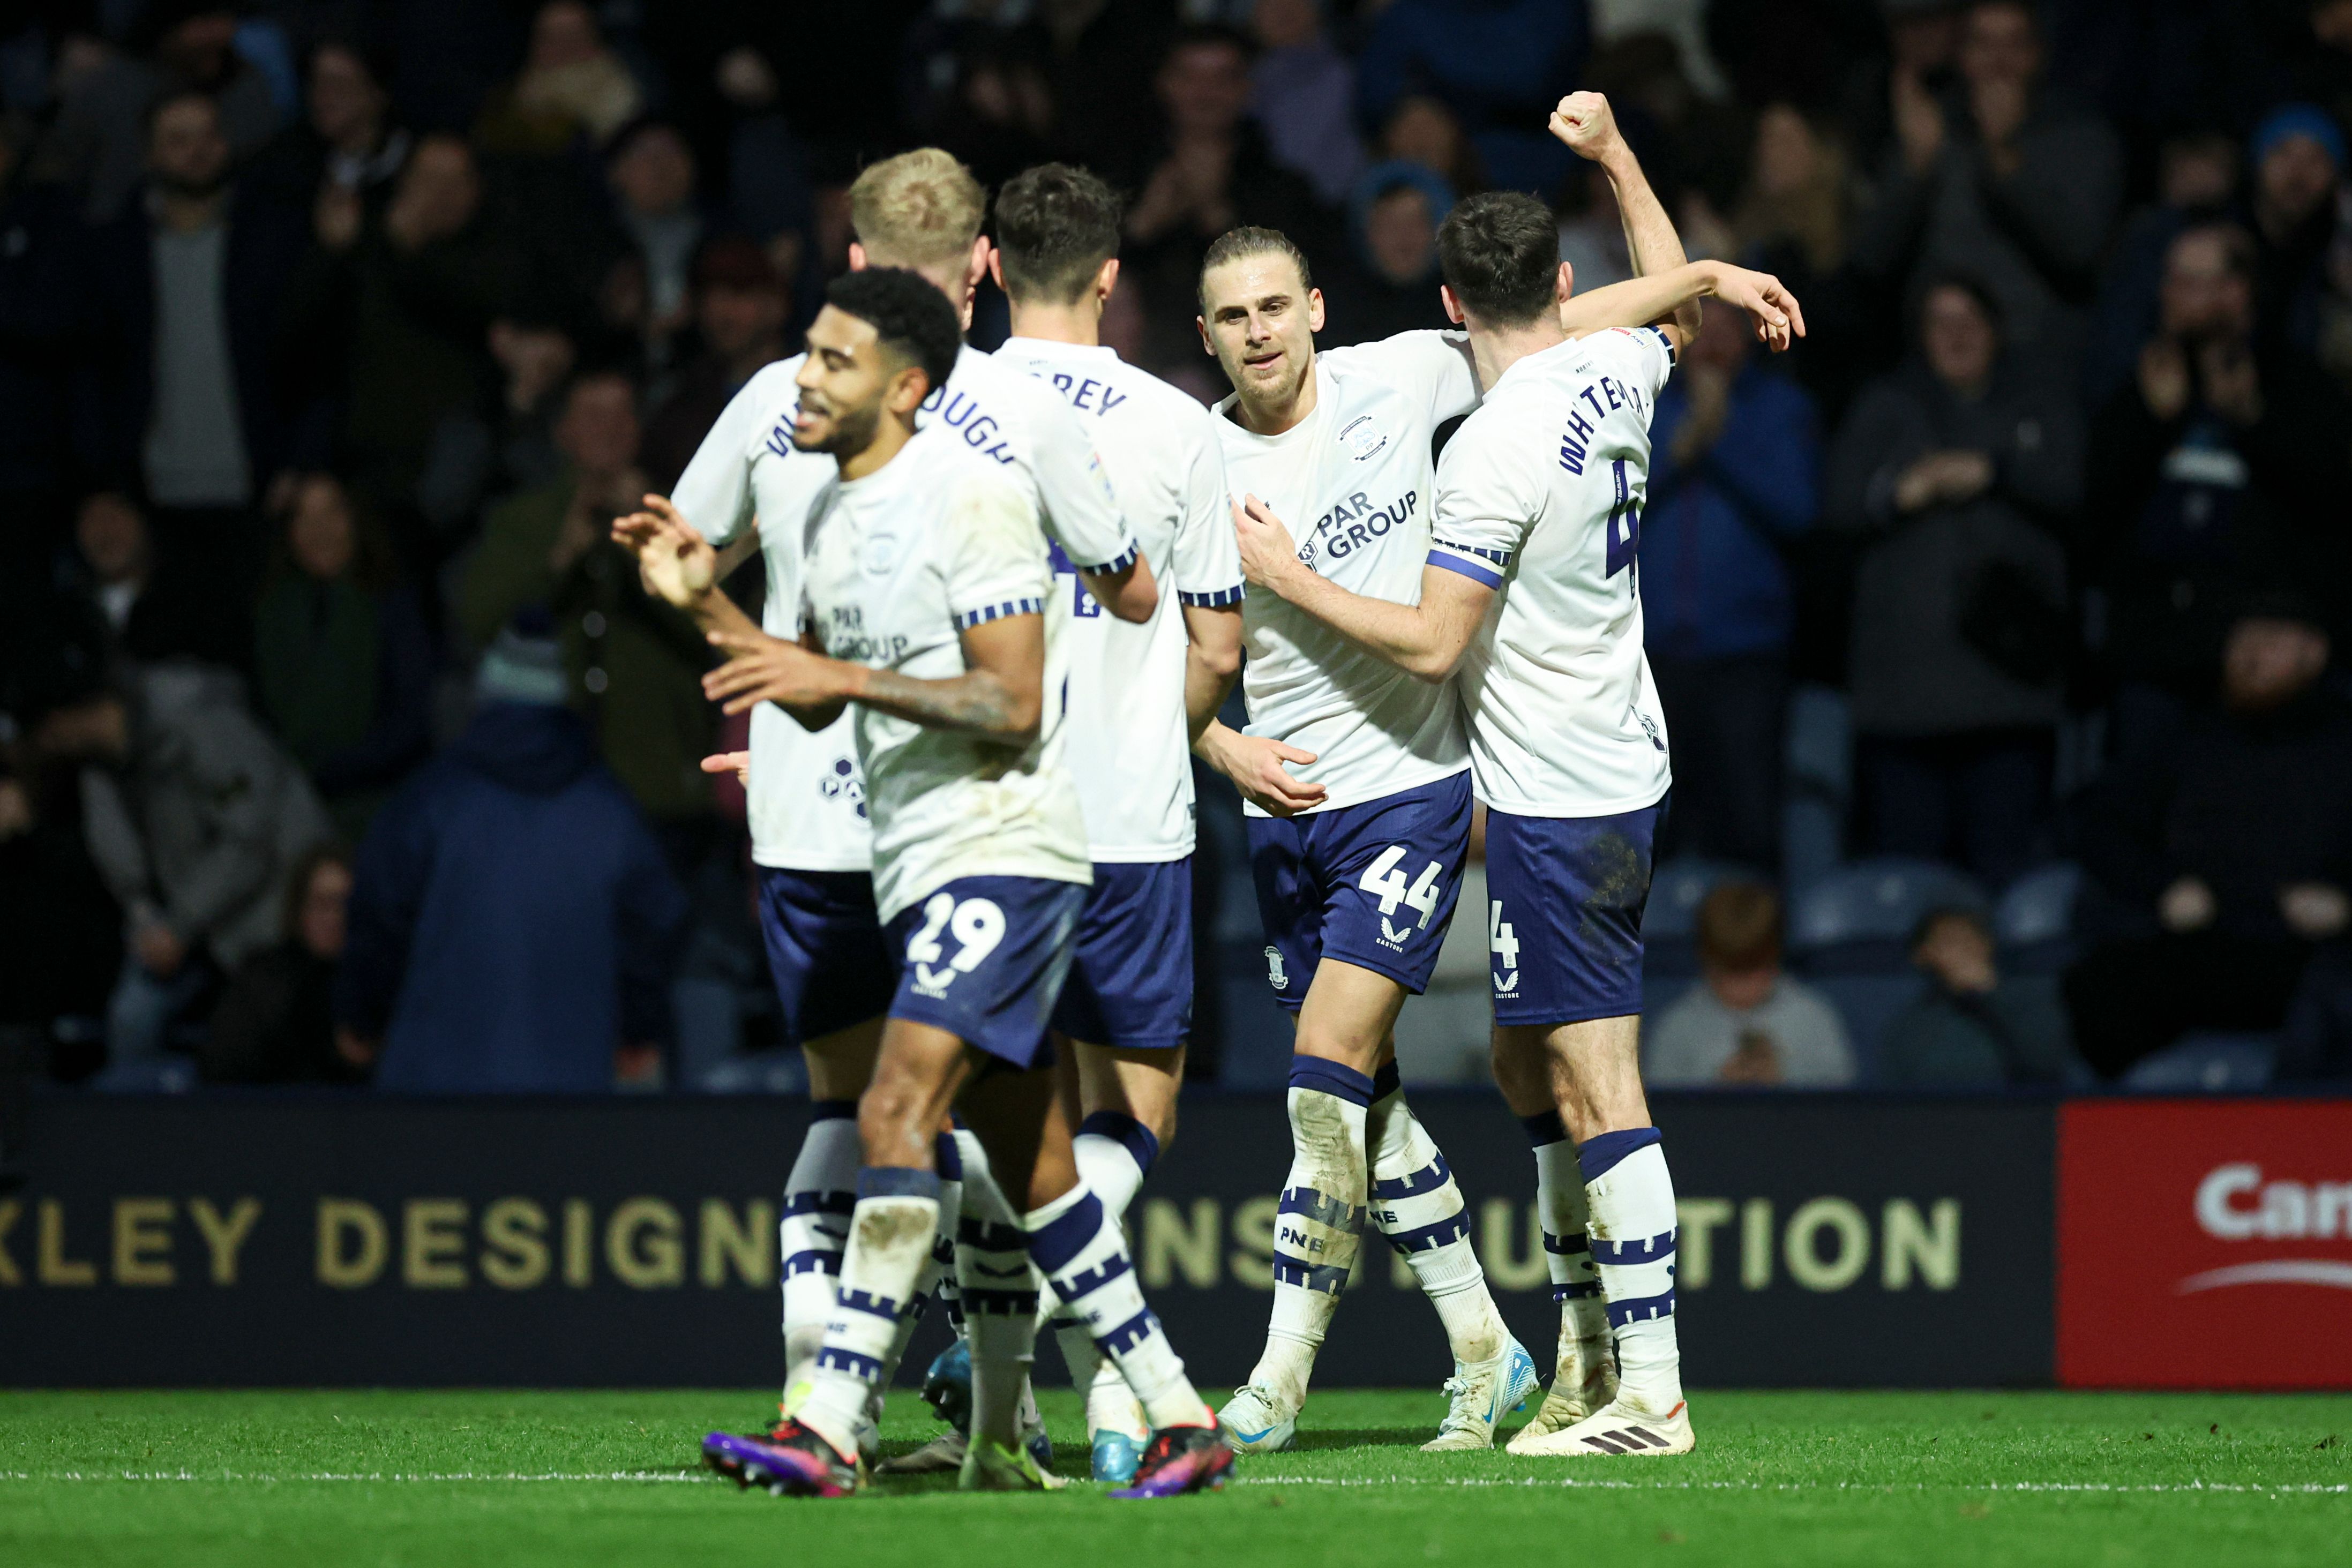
[{"left": 63, "top": 660, "right": 332, "bottom": 1088}]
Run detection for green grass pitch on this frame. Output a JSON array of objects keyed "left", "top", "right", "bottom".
[{"left": 2, "top": 1388, "right": 2346, "bottom": 1567}]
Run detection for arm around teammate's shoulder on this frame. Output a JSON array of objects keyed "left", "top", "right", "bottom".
[{"left": 1233, "top": 493, "right": 1493, "bottom": 683}]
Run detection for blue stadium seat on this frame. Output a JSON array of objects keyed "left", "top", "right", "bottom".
[
  {"left": 1809, "top": 972, "right": 1929, "bottom": 1085},
  {"left": 1787, "top": 857, "right": 1988, "bottom": 972},
  {"left": 1994, "top": 861, "right": 2083, "bottom": 974},
  {"left": 2121, "top": 1032, "right": 2279, "bottom": 1093},
  {"left": 1781, "top": 685, "right": 1851, "bottom": 892}
]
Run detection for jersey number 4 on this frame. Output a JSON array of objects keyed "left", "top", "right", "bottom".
[
  {"left": 1361, "top": 845, "right": 1443, "bottom": 945},
  {"left": 905, "top": 893, "right": 1007, "bottom": 993},
  {"left": 1606, "top": 457, "right": 1643, "bottom": 582},
  {"left": 1047, "top": 539, "right": 1103, "bottom": 618}
]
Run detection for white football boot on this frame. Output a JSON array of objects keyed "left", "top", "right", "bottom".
[
  {"left": 1215, "top": 1384, "right": 1300, "bottom": 1454},
  {"left": 1507, "top": 1399, "right": 1694, "bottom": 1458},
  {"left": 1422, "top": 1337, "right": 1541, "bottom": 1451},
  {"left": 1509, "top": 1318, "right": 1620, "bottom": 1447}
]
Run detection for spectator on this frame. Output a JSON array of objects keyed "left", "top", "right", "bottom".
[
  {"left": 1827, "top": 275, "right": 2081, "bottom": 887},
  {"left": 1379, "top": 94, "right": 1484, "bottom": 197},
  {"left": 415, "top": 316, "right": 580, "bottom": 543},
  {"left": 1355, "top": 0, "right": 1590, "bottom": 198},
  {"left": 1644, "top": 881, "right": 1855, "bottom": 1087},
  {"left": 53, "top": 489, "right": 243, "bottom": 674},
  {"left": 1035, "top": 0, "right": 1176, "bottom": 190},
  {"left": 80, "top": 90, "right": 306, "bottom": 567},
  {"left": 335, "top": 629, "right": 685, "bottom": 1093},
  {"left": 2085, "top": 223, "right": 2351, "bottom": 741},
  {"left": 250, "top": 475, "right": 433, "bottom": 841},
  {"left": 2243, "top": 103, "right": 2344, "bottom": 364},
  {"left": 707, "top": 47, "right": 815, "bottom": 311},
  {"left": 474, "top": 0, "right": 644, "bottom": 155},
  {"left": 2278, "top": 940, "right": 2352, "bottom": 1084},
  {"left": 459, "top": 371, "right": 715, "bottom": 843},
  {"left": 1555, "top": 160, "right": 1631, "bottom": 295},
  {"left": 0, "top": 114, "right": 81, "bottom": 539},
  {"left": 1849, "top": 0, "right": 2123, "bottom": 378},
  {"left": 1881, "top": 905, "right": 2071, "bottom": 1086},
  {"left": 250, "top": 41, "right": 413, "bottom": 225},
  {"left": 0, "top": 699, "right": 125, "bottom": 1066},
  {"left": 1318, "top": 163, "right": 1453, "bottom": 346},
  {"left": 642, "top": 238, "right": 789, "bottom": 492},
  {"left": 200, "top": 843, "right": 366, "bottom": 1084},
  {"left": 2066, "top": 606, "right": 2352, "bottom": 1079},
  {"left": 1250, "top": 0, "right": 1362, "bottom": 206},
  {"left": 597, "top": 119, "right": 707, "bottom": 371},
  {"left": 1641, "top": 298, "right": 1821, "bottom": 871},
  {"left": 1123, "top": 26, "right": 1333, "bottom": 357},
  {"left": 917, "top": 33, "right": 1058, "bottom": 192},
  {"left": 284, "top": 132, "right": 528, "bottom": 522},
  {"left": 57, "top": 661, "right": 332, "bottom": 1089},
  {"left": 2085, "top": 130, "right": 2241, "bottom": 410},
  {"left": 34, "top": 4, "right": 282, "bottom": 221},
  {"left": 1733, "top": 101, "right": 1868, "bottom": 418}
]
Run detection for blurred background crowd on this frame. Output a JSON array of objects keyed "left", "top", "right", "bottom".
[{"left": 5, "top": 0, "right": 2352, "bottom": 1104}]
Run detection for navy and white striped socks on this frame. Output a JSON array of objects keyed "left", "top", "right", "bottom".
[
  {"left": 1250, "top": 1054, "right": 1371, "bottom": 1408},
  {"left": 1579, "top": 1127, "right": 1683, "bottom": 1417},
  {"left": 1026, "top": 1184, "right": 1212, "bottom": 1430},
  {"left": 1525, "top": 1110, "right": 1613, "bottom": 1413},
  {"left": 1051, "top": 1112, "right": 1160, "bottom": 1429},
  {"left": 1369, "top": 1063, "right": 1506, "bottom": 1365},
  {"left": 779, "top": 1101, "right": 860, "bottom": 1396},
  {"left": 955, "top": 1151, "right": 1043, "bottom": 1451},
  {"left": 797, "top": 1167, "right": 940, "bottom": 1456}
]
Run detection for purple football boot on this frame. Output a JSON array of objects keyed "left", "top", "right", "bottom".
[
  {"left": 1108, "top": 1426, "right": 1235, "bottom": 1498},
  {"left": 702, "top": 1419, "right": 861, "bottom": 1498}
]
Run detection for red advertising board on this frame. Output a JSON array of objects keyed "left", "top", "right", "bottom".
[{"left": 2057, "top": 1099, "right": 2352, "bottom": 1388}]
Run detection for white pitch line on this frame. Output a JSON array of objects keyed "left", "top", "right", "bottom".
[{"left": 0, "top": 1472, "right": 2341, "bottom": 1495}]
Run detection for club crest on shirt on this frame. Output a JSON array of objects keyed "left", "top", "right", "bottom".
[
  {"left": 1340, "top": 415, "right": 1388, "bottom": 461},
  {"left": 860, "top": 531, "right": 902, "bottom": 577}
]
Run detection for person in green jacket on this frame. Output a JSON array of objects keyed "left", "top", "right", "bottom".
[{"left": 458, "top": 369, "right": 715, "bottom": 856}]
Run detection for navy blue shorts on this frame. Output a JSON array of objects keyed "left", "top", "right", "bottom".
[
  {"left": 754, "top": 867, "right": 895, "bottom": 1044},
  {"left": 884, "top": 875, "right": 1087, "bottom": 1069},
  {"left": 1051, "top": 858, "right": 1193, "bottom": 1050},
  {"left": 1246, "top": 773, "right": 1473, "bottom": 1010},
  {"left": 1485, "top": 797, "right": 1666, "bottom": 1027}
]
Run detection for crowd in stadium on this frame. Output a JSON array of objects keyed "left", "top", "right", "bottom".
[{"left": 4, "top": 0, "right": 2352, "bottom": 1096}]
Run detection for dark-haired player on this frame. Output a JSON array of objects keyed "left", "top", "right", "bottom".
[
  {"left": 1226, "top": 93, "right": 1803, "bottom": 1460},
  {"left": 695, "top": 267, "right": 1231, "bottom": 1498},
  {"left": 620, "top": 148, "right": 1149, "bottom": 1473},
  {"left": 987, "top": 161, "right": 1246, "bottom": 1482}
]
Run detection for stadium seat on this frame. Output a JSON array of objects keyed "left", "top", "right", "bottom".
[
  {"left": 1787, "top": 857, "right": 1988, "bottom": 970},
  {"left": 1994, "top": 861, "right": 2084, "bottom": 974},
  {"left": 2121, "top": 1032, "right": 2278, "bottom": 1092},
  {"left": 1781, "top": 684, "right": 1851, "bottom": 892},
  {"left": 1809, "top": 972, "right": 1929, "bottom": 1085}
]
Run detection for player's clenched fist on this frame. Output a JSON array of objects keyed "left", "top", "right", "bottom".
[{"left": 1548, "top": 92, "right": 1624, "bottom": 161}]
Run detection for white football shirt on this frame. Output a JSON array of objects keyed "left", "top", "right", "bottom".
[
  {"left": 994, "top": 336, "right": 1242, "bottom": 861},
  {"left": 1215, "top": 331, "right": 1480, "bottom": 815},
  {"left": 1428, "top": 326, "right": 1676, "bottom": 817},
  {"left": 669, "top": 354, "right": 866, "bottom": 872},
  {"left": 796, "top": 425, "right": 1091, "bottom": 922},
  {"left": 668, "top": 341, "right": 1142, "bottom": 873}
]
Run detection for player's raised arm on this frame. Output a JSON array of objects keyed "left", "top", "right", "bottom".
[
  {"left": 1231, "top": 494, "right": 1496, "bottom": 682},
  {"left": 1559, "top": 260, "right": 1806, "bottom": 352},
  {"left": 1549, "top": 91, "right": 1702, "bottom": 346}
]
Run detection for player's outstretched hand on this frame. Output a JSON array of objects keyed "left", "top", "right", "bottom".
[
  {"left": 700, "top": 751, "right": 752, "bottom": 787},
  {"left": 1199, "top": 722, "right": 1327, "bottom": 817},
  {"left": 1233, "top": 494, "right": 1305, "bottom": 590},
  {"left": 1547, "top": 92, "right": 1623, "bottom": 162},
  {"left": 1709, "top": 263, "right": 1808, "bottom": 353},
  {"left": 613, "top": 493, "right": 716, "bottom": 608},
  {"left": 703, "top": 626, "right": 843, "bottom": 716}
]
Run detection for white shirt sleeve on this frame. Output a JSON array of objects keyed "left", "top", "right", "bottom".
[
  {"left": 1019, "top": 381, "right": 1137, "bottom": 573},
  {"left": 1427, "top": 409, "right": 1547, "bottom": 588},
  {"left": 944, "top": 473, "right": 1054, "bottom": 631},
  {"left": 670, "top": 362, "right": 790, "bottom": 547},
  {"left": 1171, "top": 407, "right": 1243, "bottom": 607},
  {"left": 1334, "top": 329, "right": 1481, "bottom": 425},
  {"left": 1598, "top": 325, "right": 1677, "bottom": 401}
]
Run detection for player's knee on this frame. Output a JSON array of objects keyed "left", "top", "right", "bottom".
[{"left": 855, "top": 1078, "right": 933, "bottom": 1168}]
